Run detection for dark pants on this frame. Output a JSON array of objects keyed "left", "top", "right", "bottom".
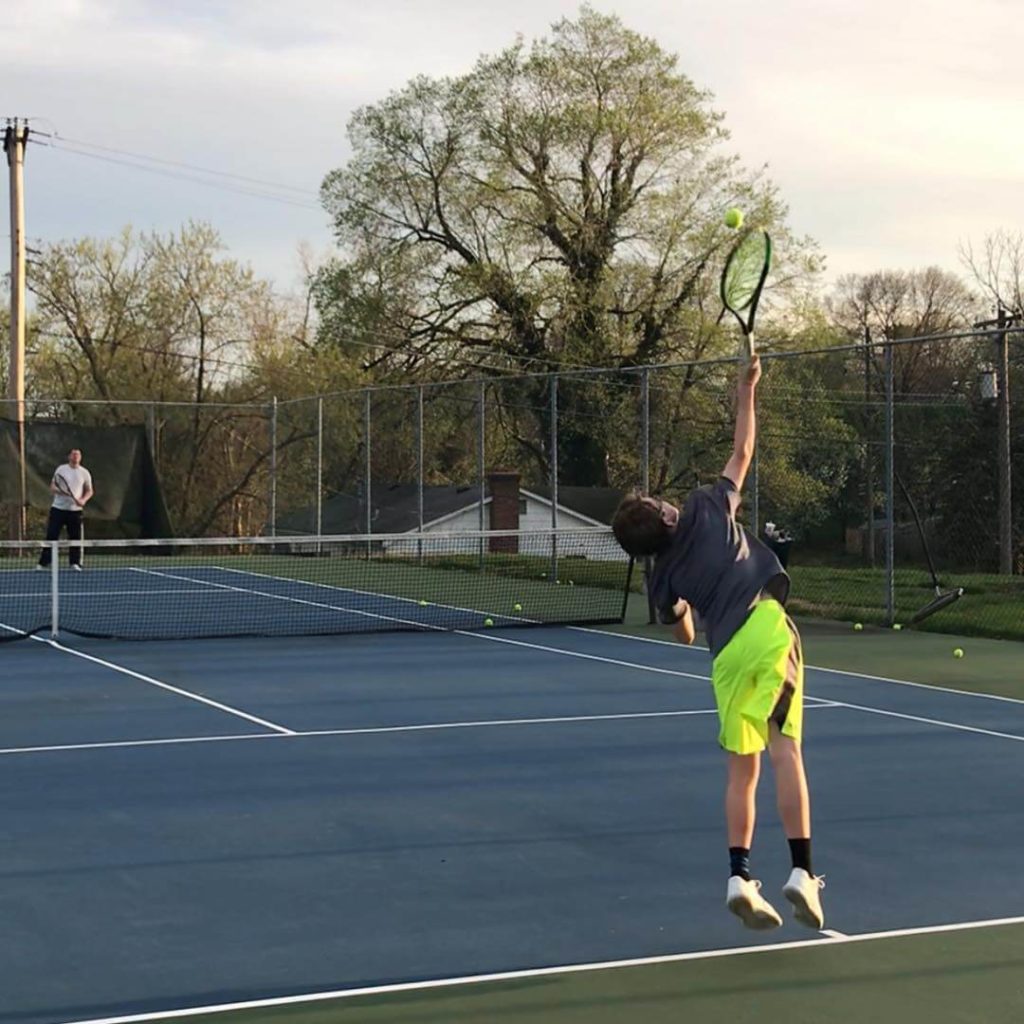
[{"left": 38, "top": 508, "right": 83, "bottom": 567}]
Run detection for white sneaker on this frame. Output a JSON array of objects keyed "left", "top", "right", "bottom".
[
  {"left": 783, "top": 868, "right": 825, "bottom": 929},
  {"left": 35, "top": 565, "right": 44, "bottom": 571},
  {"left": 71, "top": 564, "right": 83, "bottom": 572},
  {"left": 726, "top": 876, "right": 783, "bottom": 930}
]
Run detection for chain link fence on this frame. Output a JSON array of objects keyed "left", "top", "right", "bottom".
[{"left": 4, "top": 328, "right": 1022, "bottom": 637}]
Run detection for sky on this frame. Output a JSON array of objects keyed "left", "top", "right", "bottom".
[{"left": 4, "top": 0, "right": 1022, "bottom": 297}]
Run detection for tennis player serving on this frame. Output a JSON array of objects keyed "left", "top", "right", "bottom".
[
  {"left": 611, "top": 356, "right": 824, "bottom": 931},
  {"left": 38, "top": 448, "right": 94, "bottom": 571}
]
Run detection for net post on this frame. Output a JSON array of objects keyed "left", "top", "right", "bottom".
[
  {"left": 884, "top": 341, "right": 895, "bottom": 625},
  {"left": 50, "top": 541, "right": 59, "bottom": 637},
  {"left": 549, "top": 374, "right": 559, "bottom": 584}
]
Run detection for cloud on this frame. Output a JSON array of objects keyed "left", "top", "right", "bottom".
[{"left": 5, "top": 0, "right": 1022, "bottom": 288}]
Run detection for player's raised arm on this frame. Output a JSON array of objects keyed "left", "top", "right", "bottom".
[{"left": 722, "top": 356, "right": 761, "bottom": 492}]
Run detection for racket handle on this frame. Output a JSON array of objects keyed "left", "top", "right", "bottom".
[{"left": 746, "top": 332, "right": 756, "bottom": 358}]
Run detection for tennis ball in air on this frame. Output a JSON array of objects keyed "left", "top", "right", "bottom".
[
  {"left": 483, "top": 618, "right": 494, "bottom": 627},
  {"left": 513, "top": 603, "right": 523, "bottom": 612},
  {"left": 953, "top": 647, "right": 964, "bottom": 659},
  {"left": 418, "top": 599, "right": 428, "bottom": 606},
  {"left": 724, "top": 207, "right": 744, "bottom": 229},
  {"left": 892, "top": 623, "right": 903, "bottom": 631},
  {"left": 853, "top": 622, "right": 863, "bottom": 631}
]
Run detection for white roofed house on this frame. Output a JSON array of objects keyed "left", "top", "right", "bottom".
[{"left": 274, "top": 470, "right": 628, "bottom": 563}]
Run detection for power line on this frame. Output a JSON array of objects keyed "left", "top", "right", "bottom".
[
  {"left": 43, "top": 132, "right": 321, "bottom": 197},
  {"left": 30, "top": 137, "right": 323, "bottom": 212}
]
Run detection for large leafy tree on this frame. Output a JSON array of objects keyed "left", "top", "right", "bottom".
[
  {"left": 26, "top": 224, "right": 359, "bottom": 535},
  {"left": 317, "top": 8, "right": 818, "bottom": 486}
]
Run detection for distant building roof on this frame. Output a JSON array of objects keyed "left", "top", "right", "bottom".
[{"left": 275, "top": 481, "right": 627, "bottom": 535}]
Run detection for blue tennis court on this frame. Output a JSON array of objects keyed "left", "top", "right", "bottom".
[{"left": 1, "top": 612, "right": 1023, "bottom": 1023}]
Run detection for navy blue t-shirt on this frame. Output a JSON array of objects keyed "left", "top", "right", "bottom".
[{"left": 649, "top": 477, "right": 789, "bottom": 657}]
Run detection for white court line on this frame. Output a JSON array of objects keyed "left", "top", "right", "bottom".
[
  {"left": 0, "top": 707, "right": 737, "bottom": 757},
  {"left": 129, "top": 567, "right": 446, "bottom": 630},
  {"left": 37, "top": 638, "right": 294, "bottom": 735},
  {"left": 128, "top": 569, "right": 714, "bottom": 683},
  {"left": 0, "top": 589, "right": 229, "bottom": 599},
  {"left": 211, "top": 563, "right": 536, "bottom": 624},
  {"left": 569, "top": 626, "right": 1024, "bottom": 706},
  {"left": 831, "top": 700, "right": 1024, "bottom": 743},
  {"left": 454, "top": 629, "right": 712, "bottom": 682},
  {"left": 0, "top": 703, "right": 842, "bottom": 757},
  {"left": 54, "top": 913, "right": 1024, "bottom": 1024}
]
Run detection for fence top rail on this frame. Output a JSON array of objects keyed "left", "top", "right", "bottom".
[
  {"left": 5, "top": 325, "right": 1021, "bottom": 412},
  {"left": 276, "top": 325, "right": 1024, "bottom": 404}
]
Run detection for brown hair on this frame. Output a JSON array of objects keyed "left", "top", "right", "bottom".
[{"left": 611, "top": 491, "right": 673, "bottom": 557}]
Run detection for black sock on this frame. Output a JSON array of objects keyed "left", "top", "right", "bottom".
[
  {"left": 729, "top": 846, "right": 751, "bottom": 881},
  {"left": 788, "top": 837, "right": 812, "bottom": 874}
]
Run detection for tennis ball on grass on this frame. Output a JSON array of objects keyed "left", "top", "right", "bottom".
[
  {"left": 892, "top": 623, "right": 903, "bottom": 631},
  {"left": 724, "top": 207, "right": 744, "bottom": 229},
  {"left": 953, "top": 648, "right": 964, "bottom": 659},
  {"left": 853, "top": 622, "right": 863, "bottom": 631}
]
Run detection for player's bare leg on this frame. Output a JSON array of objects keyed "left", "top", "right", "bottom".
[
  {"left": 724, "top": 751, "right": 781, "bottom": 929},
  {"left": 769, "top": 724, "right": 824, "bottom": 928}
]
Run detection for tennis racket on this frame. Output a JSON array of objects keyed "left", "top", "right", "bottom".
[
  {"left": 895, "top": 473, "right": 964, "bottom": 623},
  {"left": 720, "top": 229, "right": 772, "bottom": 357},
  {"left": 53, "top": 470, "right": 82, "bottom": 507}
]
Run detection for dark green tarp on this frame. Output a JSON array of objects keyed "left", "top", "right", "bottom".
[{"left": 0, "top": 419, "right": 174, "bottom": 538}]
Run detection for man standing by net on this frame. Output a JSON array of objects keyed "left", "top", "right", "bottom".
[
  {"left": 610, "top": 356, "right": 824, "bottom": 932},
  {"left": 38, "top": 448, "right": 94, "bottom": 571}
]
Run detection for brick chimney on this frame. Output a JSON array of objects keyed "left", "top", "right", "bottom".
[{"left": 488, "top": 469, "right": 520, "bottom": 552}]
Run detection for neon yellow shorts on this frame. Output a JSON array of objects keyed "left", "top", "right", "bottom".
[{"left": 711, "top": 599, "right": 804, "bottom": 755}]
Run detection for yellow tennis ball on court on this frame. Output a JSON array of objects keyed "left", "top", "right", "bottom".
[
  {"left": 513, "top": 603, "right": 523, "bottom": 612},
  {"left": 724, "top": 207, "right": 744, "bottom": 229},
  {"left": 483, "top": 618, "right": 494, "bottom": 627},
  {"left": 892, "top": 623, "right": 902, "bottom": 631},
  {"left": 953, "top": 648, "right": 964, "bottom": 659},
  {"left": 853, "top": 622, "right": 863, "bottom": 631}
]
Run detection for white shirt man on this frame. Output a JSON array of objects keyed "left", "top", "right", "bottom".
[{"left": 38, "top": 448, "right": 94, "bottom": 570}]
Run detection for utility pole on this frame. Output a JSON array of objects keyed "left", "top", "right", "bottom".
[
  {"left": 5, "top": 118, "right": 28, "bottom": 541},
  {"left": 864, "top": 325, "right": 876, "bottom": 567},
  {"left": 996, "top": 304, "right": 1013, "bottom": 575},
  {"left": 975, "top": 308, "right": 1015, "bottom": 575}
]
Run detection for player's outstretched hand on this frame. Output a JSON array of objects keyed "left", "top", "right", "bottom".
[{"left": 742, "top": 354, "right": 761, "bottom": 389}]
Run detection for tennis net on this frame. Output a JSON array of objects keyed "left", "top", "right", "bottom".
[{"left": 0, "top": 529, "right": 630, "bottom": 642}]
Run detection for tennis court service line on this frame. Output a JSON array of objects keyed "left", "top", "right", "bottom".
[
  {"left": 450, "top": 632, "right": 1024, "bottom": 746},
  {"left": 828, "top": 700, "right": 1024, "bottom": 744},
  {"left": 0, "top": 704, "right": 846, "bottom": 758},
  {"left": 54, "top": 913, "right": 1024, "bottom": 1024},
  {"left": 35, "top": 638, "right": 295, "bottom": 735},
  {"left": 0, "top": 588, "right": 233, "bottom": 598},
  {"left": 570, "top": 627, "right": 1024, "bottom": 706}
]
